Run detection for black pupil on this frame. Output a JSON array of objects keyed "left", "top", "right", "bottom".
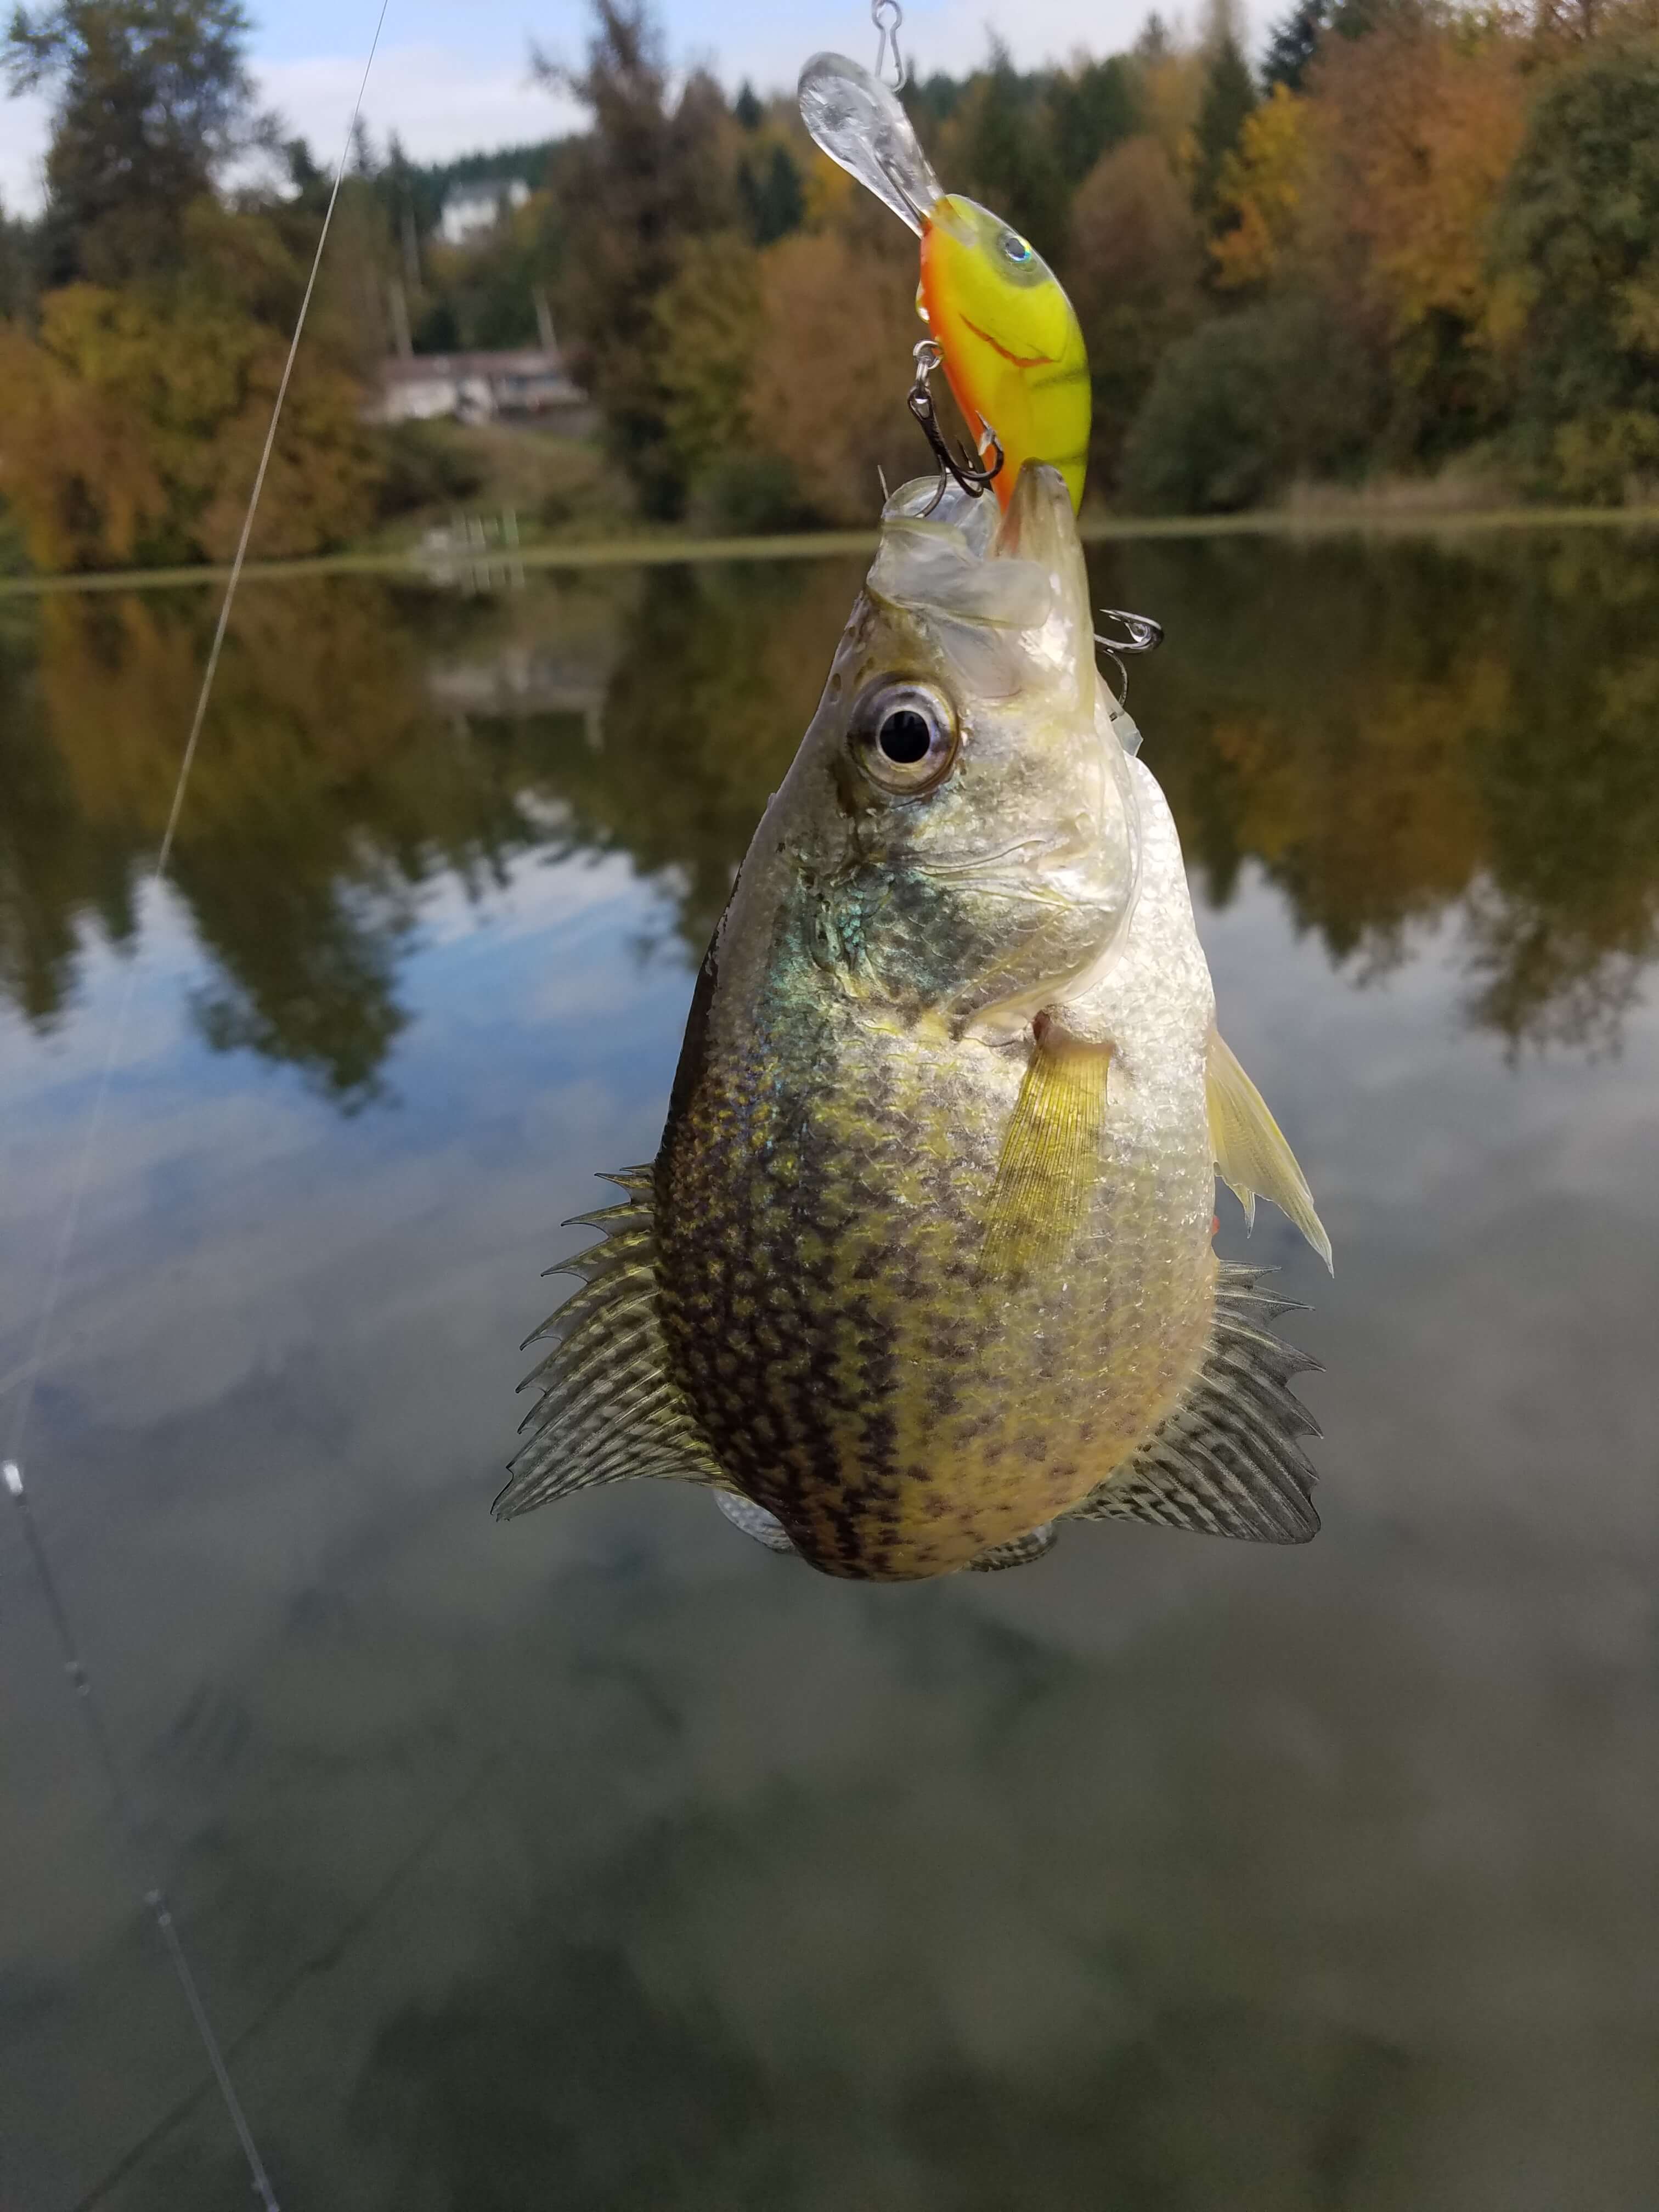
[{"left": 878, "top": 709, "right": 933, "bottom": 764}]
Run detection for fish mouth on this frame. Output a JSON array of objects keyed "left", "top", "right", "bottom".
[
  {"left": 909, "top": 817, "right": 1109, "bottom": 901},
  {"left": 911, "top": 832, "right": 1069, "bottom": 879}
]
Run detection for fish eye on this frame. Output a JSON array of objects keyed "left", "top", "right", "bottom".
[
  {"left": 848, "top": 678, "right": 961, "bottom": 797},
  {"left": 998, "top": 228, "right": 1032, "bottom": 264}
]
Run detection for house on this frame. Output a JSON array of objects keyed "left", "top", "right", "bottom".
[
  {"left": 438, "top": 179, "right": 531, "bottom": 249},
  {"left": 371, "top": 348, "right": 593, "bottom": 430}
]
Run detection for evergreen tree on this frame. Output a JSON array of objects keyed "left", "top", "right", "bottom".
[
  {"left": 1051, "top": 57, "right": 1137, "bottom": 187},
  {"left": 532, "top": 0, "right": 736, "bottom": 515},
  {"left": 3, "top": 0, "right": 258, "bottom": 286},
  {"left": 1494, "top": 35, "right": 1659, "bottom": 498},
  {"left": 951, "top": 40, "right": 1069, "bottom": 256},
  {"left": 738, "top": 142, "right": 804, "bottom": 247},
  {"left": 1263, "top": 0, "right": 1331, "bottom": 92},
  {"left": 0, "top": 194, "right": 37, "bottom": 319},
  {"left": 1195, "top": 34, "right": 1259, "bottom": 212}
]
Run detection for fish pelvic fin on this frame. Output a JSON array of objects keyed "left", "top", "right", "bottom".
[
  {"left": 1206, "top": 1026, "right": 1333, "bottom": 1272},
  {"left": 967, "top": 1521, "right": 1059, "bottom": 1572},
  {"left": 1068, "top": 1264, "right": 1322, "bottom": 1544},
  {"left": 979, "top": 1026, "right": 1110, "bottom": 1282},
  {"left": 493, "top": 1167, "right": 721, "bottom": 1520},
  {"left": 714, "top": 1488, "right": 799, "bottom": 1556}
]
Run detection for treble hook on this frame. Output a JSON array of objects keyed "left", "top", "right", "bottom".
[
  {"left": 872, "top": 0, "right": 908, "bottom": 91},
  {"left": 1096, "top": 608, "right": 1165, "bottom": 656},
  {"left": 1093, "top": 607, "right": 1164, "bottom": 706},
  {"left": 908, "top": 339, "right": 1004, "bottom": 515}
]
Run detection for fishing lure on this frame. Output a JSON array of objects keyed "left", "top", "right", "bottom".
[{"left": 799, "top": 50, "right": 1092, "bottom": 510}]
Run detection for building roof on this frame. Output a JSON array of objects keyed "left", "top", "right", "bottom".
[{"left": 380, "top": 349, "right": 582, "bottom": 394}]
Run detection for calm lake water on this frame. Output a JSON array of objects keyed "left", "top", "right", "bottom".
[{"left": 2, "top": 532, "right": 1657, "bottom": 2210}]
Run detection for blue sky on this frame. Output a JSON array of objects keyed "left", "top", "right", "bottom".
[{"left": 2, "top": 1, "right": 1271, "bottom": 212}]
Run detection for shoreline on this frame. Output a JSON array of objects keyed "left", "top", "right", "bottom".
[{"left": 4, "top": 501, "right": 1659, "bottom": 598}]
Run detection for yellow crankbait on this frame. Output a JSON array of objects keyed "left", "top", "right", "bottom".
[
  {"left": 799, "top": 50, "right": 1091, "bottom": 510},
  {"left": 919, "top": 195, "right": 1091, "bottom": 510}
]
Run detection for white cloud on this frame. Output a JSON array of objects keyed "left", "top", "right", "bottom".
[
  {"left": 2, "top": 2, "right": 1289, "bottom": 219},
  {"left": 256, "top": 42, "right": 582, "bottom": 172}
]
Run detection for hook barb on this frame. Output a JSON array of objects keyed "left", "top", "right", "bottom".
[{"left": 906, "top": 338, "right": 1003, "bottom": 512}]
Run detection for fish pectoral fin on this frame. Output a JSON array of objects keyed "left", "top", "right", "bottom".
[
  {"left": 967, "top": 1521, "right": 1058, "bottom": 1572},
  {"left": 1069, "top": 1265, "right": 1322, "bottom": 1544},
  {"left": 1205, "top": 1026, "right": 1333, "bottom": 1272},
  {"left": 715, "top": 1489, "right": 799, "bottom": 1556},
  {"left": 493, "top": 1167, "right": 721, "bottom": 1519},
  {"left": 980, "top": 1025, "right": 1111, "bottom": 1280}
]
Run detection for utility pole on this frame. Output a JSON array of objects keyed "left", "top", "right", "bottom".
[
  {"left": 401, "top": 198, "right": 421, "bottom": 292},
  {"left": 388, "top": 274, "right": 414, "bottom": 359}
]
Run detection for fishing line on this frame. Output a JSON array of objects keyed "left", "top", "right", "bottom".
[{"left": 3, "top": 6, "right": 391, "bottom": 2202}]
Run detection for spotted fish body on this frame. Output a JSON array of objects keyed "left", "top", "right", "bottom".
[{"left": 497, "top": 466, "right": 1331, "bottom": 1579}]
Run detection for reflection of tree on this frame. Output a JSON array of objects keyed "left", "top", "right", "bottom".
[
  {"left": 4, "top": 532, "right": 1658, "bottom": 1102},
  {"left": 0, "top": 612, "right": 141, "bottom": 1022},
  {"left": 2, "top": 579, "right": 621, "bottom": 1106},
  {"left": 1104, "top": 532, "right": 1659, "bottom": 1055},
  {"left": 529, "top": 556, "right": 862, "bottom": 957}
]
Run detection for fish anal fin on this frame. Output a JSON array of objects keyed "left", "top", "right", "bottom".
[
  {"left": 980, "top": 1024, "right": 1110, "bottom": 1280},
  {"left": 967, "top": 1521, "right": 1059, "bottom": 1572},
  {"left": 1206, "top": 1027, "right": 1333, "bottom": 1272},
  {"left": 1068, "top": 1265, "right": 1321, "bottom": 1544},
  {"left": 494, "top": 1170, "right": 720, "bottom": 1520}
]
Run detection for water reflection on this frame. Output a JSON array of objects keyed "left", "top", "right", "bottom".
[
  {"left": 3, "top": 531, "right": 1657, "bottom": 1108},
  {"left": 1, "top": 580, "right": 627, "bottom": 1105},
  {"left": 3, "top": 533, "right": 1657, "bottom": 2211},
  {"left": 1120, "top": 533, "right": 1659, "bottom": 1057}
]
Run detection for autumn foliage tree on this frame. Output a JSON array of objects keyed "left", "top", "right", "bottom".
[
  {"left": 0, "top": 0, "right": 380, "bottom": 569},
  {"left": 0, "top": 199, "right": 380, "bottom": 570}
]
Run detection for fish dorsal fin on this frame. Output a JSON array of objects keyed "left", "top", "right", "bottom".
[
  {"left": 1069, "top": 1266, "right": 1322, "bottom": 1543},
  {"left": 1206, "top": 1027, "right": 1333, "bottom": 1271},
  {"left": 980, "top": 1025, "right": 1111, "bottom": 1280},
  {"left": 493, "top": 1169, "right": 721, "bottom": 1519}
]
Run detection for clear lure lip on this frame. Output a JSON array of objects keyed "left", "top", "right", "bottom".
[{"left": 797, "top": 50, "right": 943, "bottom": 236}]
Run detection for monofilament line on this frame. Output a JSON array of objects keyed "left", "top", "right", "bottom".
[{"left": 2, "top": 9, "right": 391, "bottom": 2203}]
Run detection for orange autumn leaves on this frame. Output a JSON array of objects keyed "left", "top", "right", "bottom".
[{"left": 1211, "top": 22, "right": 1528, "bottom": 367}]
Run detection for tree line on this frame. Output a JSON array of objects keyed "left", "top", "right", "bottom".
[{"left": 3, "top": 0, "right": 1659, "bottom": 572}]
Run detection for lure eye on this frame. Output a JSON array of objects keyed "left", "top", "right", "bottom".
[
  {"left": 999, "top": 229, "right": 1032, "bottom": 264},
  {"left": 849, "top": 678, "right": 961, "bottom": 797}
]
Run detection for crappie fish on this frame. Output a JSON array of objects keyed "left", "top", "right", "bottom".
[
  {"left": 799, "top": 50, "right": 1091, "bottom": 509},
  {"left": 496, "top": 465, "right": 1330, "bottom": 1579}
]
